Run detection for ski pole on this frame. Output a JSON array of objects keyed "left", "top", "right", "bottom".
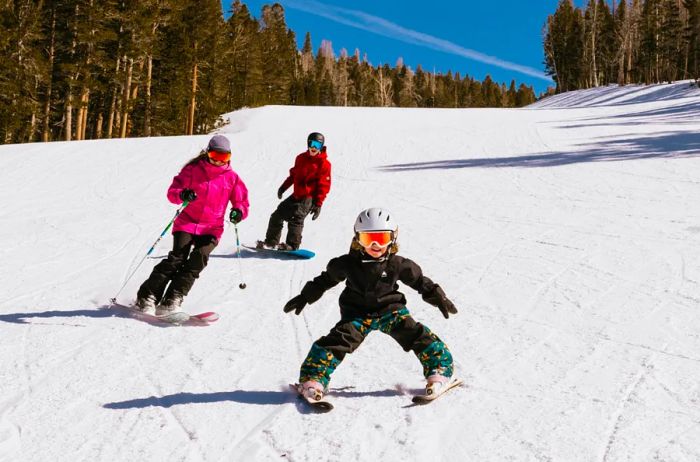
[
  {"left": 233, "top": 221, "right": 246, "bottom": 289},
  {"left": 109, "top": 201, "right": 189, "bottom": 305}
]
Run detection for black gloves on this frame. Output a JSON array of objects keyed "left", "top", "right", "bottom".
[
  {"left": 283, "top": 294, "right": 307, "bottom": 315},
  {"left": 229, "top": 208, "right": 242, "bottom": 223},
  {"left": 309, "top": 204, "right": 321, "bottom": 220},
  {"left": 180, "top": 189, "right": 197, "bottom": 202},
  {"left": 436, "top": 297, "right": 458, "bottom": 319},
  {"left": 422, "top": 285, "right": 458, "bottom": 319},
  {"left": 277, "top": 185, "right": 286, "bottom": 199}
]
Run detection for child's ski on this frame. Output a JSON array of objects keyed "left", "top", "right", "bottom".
[
  {"left": 112, "top": 303, "right": 219, "bottom": 325},
  {"left": 290, "top": 384, "right": 333, "bottom": 412},
  {"left": 411, "top": 377, "right": 464, "bottom": 405}
]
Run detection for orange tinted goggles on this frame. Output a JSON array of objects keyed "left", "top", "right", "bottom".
[
  {"left": 208, "top": 150, "right": 231, "bottom": 162},
  {"left": 356, "top": 231, "right": 393, "bottom": 248}
]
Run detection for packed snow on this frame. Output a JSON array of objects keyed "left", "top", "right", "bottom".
[{"left": 1, "top": 80, "right": 700, "bottom": 461}]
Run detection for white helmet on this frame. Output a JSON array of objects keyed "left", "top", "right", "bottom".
[{"left": 354, "top": 207, "right": 398, "bottom": 233}]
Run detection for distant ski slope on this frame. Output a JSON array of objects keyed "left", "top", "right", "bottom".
[{"left": 0, "top": 81, "right": 699, "bottom": 461}]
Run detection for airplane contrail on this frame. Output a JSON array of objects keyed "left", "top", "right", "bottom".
[{"left": 282, "top": 0, "right": 553, "bottom": 82}]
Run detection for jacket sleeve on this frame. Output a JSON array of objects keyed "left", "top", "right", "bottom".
[
  {"left": 280, "top": 155, "right": 299, "bottom": 191},
  {"left": 166, "top": 164, "right": 194, "bottom": 204},
  {"left": 229, "top": 173, "right": 250, "bottom": 220},
  {"left": 397, "top": 257, "right": 450, "bottom": 308},
  {"left": 300, "top": 256, "right": 347, "bottom": 304},
  {"left": 313, "top": 159, "right": 332, "bottom": 207}
]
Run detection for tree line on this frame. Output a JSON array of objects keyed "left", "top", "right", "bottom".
[
  {"left": 544, "top": 0, "right": 700, "bottom": 92},
  {"left": 0, "top": 0, "right": 538, "bottom": 145}
]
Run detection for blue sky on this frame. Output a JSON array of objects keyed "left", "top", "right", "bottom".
[{"left": 223, "top": 1, "right": 587, "bottom": 95}]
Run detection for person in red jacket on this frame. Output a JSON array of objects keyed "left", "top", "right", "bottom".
[{"left": 257, "top": 132, "right": 331, "bottom": 251}]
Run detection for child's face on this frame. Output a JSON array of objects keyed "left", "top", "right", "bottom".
[
  {"left": 363, "top": 242, "right": 389, "bottom": 258},
  {"left": 208, "top": 158, "right": 227, "bottom": 166}
]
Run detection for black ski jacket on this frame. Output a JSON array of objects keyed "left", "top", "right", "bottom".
[{"left": 300, "top": 249, "right": 451, "bottom": 319}]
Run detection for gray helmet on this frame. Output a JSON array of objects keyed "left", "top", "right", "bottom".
[
  {"left": 307, "top": 132, "right": 325, "bottom": 147},
  {"left": 354, "top": 207, "right": 398, "bottom": 233}
]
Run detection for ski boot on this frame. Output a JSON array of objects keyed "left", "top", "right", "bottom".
[
  {"left": 256, "top": 240, "right": 277, "bottom": 250},
  {"left": 425, "top": 374, "right": 450, "bottom": 396},
  {"left": 134, "top": 294, "right": 157, "bottom": 314},
  {"left": 156, "top": 293, "right": 184, "bottom": 316},
  {"left": 298, "top": 380, "right": 325, "bottom": 402},
  {"left": 277, "top": 242, "right": 299, "bottom": 251}
]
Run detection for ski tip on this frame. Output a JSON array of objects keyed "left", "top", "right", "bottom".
[
  {"left": 192, "top": 312, "right": 220, "bottom": 323},
  {"left": 311, "top": 401, "right": 333, "bottom": 412}
]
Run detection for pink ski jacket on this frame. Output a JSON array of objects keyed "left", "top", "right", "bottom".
[{"left": 167, "top": 158, "right": 249, "bottom": 240}]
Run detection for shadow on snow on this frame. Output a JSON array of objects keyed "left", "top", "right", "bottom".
[
  {"left": 0, "top": 305, "right": 180, "bottom": 328},
  {"left": 557, "top": 100, "right": 700, "bottom": 129},
  {"left": 533, "top": 81, "right": 699, "bottom": 109},
  {"left": 0, "top": 306, "right": 130, "bottom": 325},
  {"left": 377, "top": 131, "right": 700, "bottom": 171},
  {"left": 103, "top": 390, "right": 295, "bottom": 409},
  {"left": 103, "top": 387, "right": 408, "bottom": 410}
]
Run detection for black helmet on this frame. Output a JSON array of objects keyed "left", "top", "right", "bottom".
[{"left": 307, "top": 132, "right": 325, "bottom": 148}]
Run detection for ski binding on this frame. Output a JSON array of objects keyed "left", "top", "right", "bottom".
[{"left": 411, "top": 377, "right": 463, "bottom": 404}]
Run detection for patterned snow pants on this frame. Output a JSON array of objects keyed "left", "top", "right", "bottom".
[{"left": 299, "top": 307, "right": 454, "bottom": 388}]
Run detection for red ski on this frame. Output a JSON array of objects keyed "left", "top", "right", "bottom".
[{"left": 112, "top": 303, "right": 219, "bottom": 326}]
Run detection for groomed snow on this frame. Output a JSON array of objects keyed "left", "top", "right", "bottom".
[{"left": 1, "top": 80, "right": 699, "bottom": 461}]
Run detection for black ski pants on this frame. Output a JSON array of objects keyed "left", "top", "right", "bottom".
[
  {"left": 264, "top": 196, "right": 313, "bottom": 248},
  {"left": 137, "top": 231, "right": 218, "bottom": 303}
]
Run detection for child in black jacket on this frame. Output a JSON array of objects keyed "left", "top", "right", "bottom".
[{"left": 284, "top": 207, "right": 458, "bottom": 401}]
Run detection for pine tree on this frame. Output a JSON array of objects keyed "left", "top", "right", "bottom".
[
  {"left": 506, "top": 80, "right": 518, "bottom": 107},
  {"left": 660, "top": 0, "right": 683, "bottom": 82},
  {"left": 259, "top": 3, "right": 296, "bottom": 105},
  {"left": 481, "top": 75, "right": 502, "bottom": 106},
  {"left": 596, "top": 0, "right": 616, "bottom": 84},
  {"left": 544, "top": 0, "right": 585, "bottom": 92},
  {"left": 640, "top": 0, "right": 663, "bottom": 82},
  {"left": 685, "top": 0, "right": 700, "bottom": 80},
  {"left": 0, "top": 0, "right": 45, "bottom": 143},
  {"left": 223, "top": 1, "right": 258, "bottom": 109},
  {"left": 515, "top": 84, "right": 537, "bottom": 106}
]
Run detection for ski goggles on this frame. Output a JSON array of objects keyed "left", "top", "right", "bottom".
[
  {"left": 208, "top": 150, "right": 231, "bottom": 163},
  {"left": 356, "top": 231, "right": 394, "bottom": 248},
  {"left": 308, "top": 139, "right": 323, "bottom": 151}
]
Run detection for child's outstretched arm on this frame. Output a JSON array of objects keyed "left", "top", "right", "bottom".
[
  {"left": 398, "top": 257, "right": 458, "bottom": 319},
  {"left": 282, "top": 256, "right": 348, "bottom": 315}
]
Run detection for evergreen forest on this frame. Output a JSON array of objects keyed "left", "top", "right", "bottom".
[
  {"left": 0, "top": 0, "right": 538, "bottom": 144},
  {"left": 543, "top": 0, "right": 700, "bottom": 92}
]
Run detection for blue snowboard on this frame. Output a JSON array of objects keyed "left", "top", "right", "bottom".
[{"left": 242, "top": 244, "right": 315, "bottom": 260}]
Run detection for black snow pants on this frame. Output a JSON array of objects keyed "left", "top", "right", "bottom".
[
  {"left": 264, "top": 196, "right": 313, "bottom": 248},
  {"left": 137, "top": 231, "right": 218, "bottom": 303}
]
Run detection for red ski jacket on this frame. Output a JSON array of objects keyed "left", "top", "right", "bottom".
[{"left": 279, "top": 148, "right": 332, "bottom": 206}]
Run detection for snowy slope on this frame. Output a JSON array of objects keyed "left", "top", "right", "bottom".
[{"left": 1, "top": 81, "right": 700, "bottom": 462}]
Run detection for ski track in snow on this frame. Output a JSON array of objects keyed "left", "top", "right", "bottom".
[{"left": 1, "top": 81, "right": 700, "bottom": 461}]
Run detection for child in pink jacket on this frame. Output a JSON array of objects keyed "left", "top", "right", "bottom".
[{"left": 136, "top": 135, "right": 249, "bottom": 315}]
